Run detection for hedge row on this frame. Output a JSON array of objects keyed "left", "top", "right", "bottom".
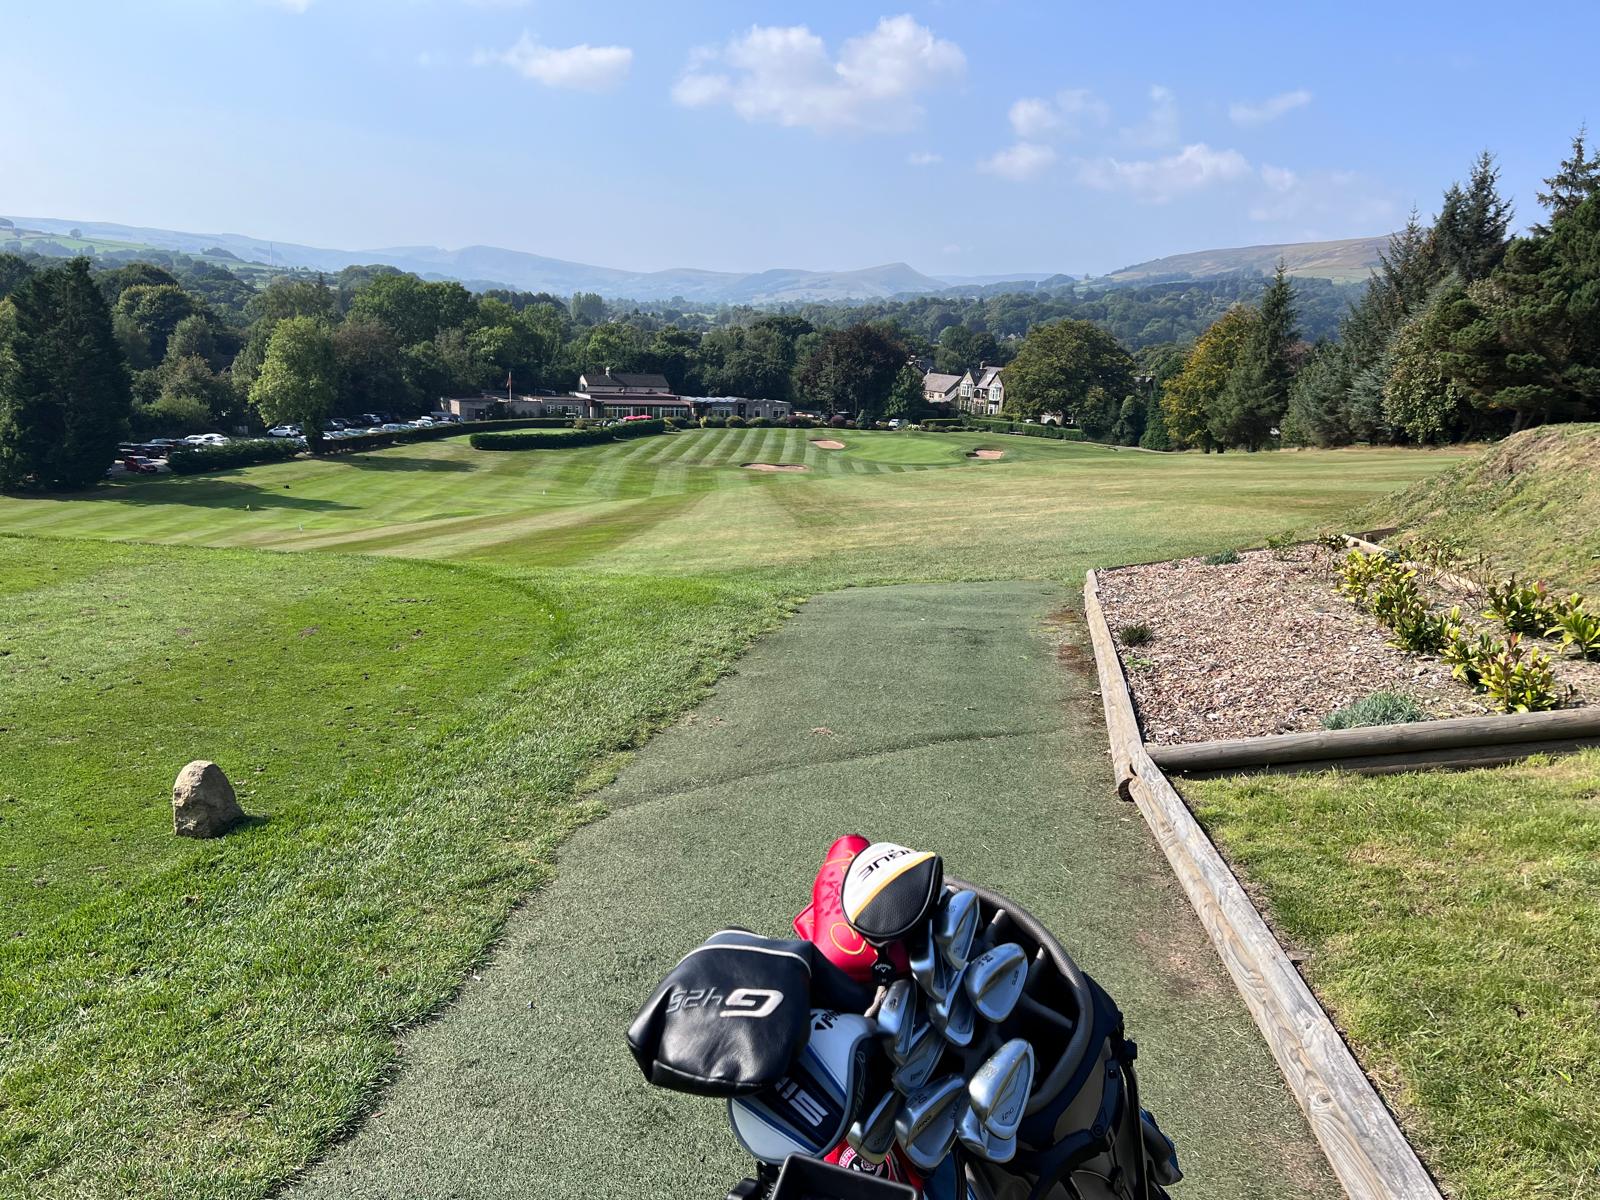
[
  {"left": 962, "top": 417, "right": 1086, "bottom": 441},
  {"left": 167, "top": 438, "right": 301, "bottom": 474},
  {"left": 920, "top": 418, "right": 965, "bottom": 431},
  {"left": 470, "top": 419, "right": 667, "bottom": 451},
  {"left": 323, "top": 416, "right": 574, "bottom": 454}
]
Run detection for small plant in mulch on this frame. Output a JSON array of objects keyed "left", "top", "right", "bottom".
[
  {"left": 1119, "top": 623, "right": 1153, "bottom": 646},
  {"left": 1124, "top": 654, "right": 1155, "bottom": 671},
  {"left": 1477, "top": 635, "right": 1563, "bottom": 713},
  {"left": 1204, "top": 549, "right": 1240, "bottom": 566},
  {"left": 1322, "top": 691, "right": 1427, "bottom": 730},
  {"left": 1546, "top": 594, "right": 1600, "bottom": 660},
  {"left": 1266, "top": 531, "right": 1298, "bottom": 559},
  {"left": 1482, "top": 576, "right": 1558, "bottom": 635}
]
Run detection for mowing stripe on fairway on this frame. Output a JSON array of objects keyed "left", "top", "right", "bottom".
[{"left": 291, "top": 583, "right": 1339, "bottom": 1200}]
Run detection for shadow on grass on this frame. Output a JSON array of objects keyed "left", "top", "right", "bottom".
[
  {"left": 69, "top": 479, "right": 357, "bottom": 513},
  {"left": 328, "top": 454, "right": 473, "bottom": 473}
]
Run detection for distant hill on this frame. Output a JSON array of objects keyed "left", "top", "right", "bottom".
[
  {"left": 1100, "top": 235, "right": 1390, "bottom": 285},
  {"left": 4, "top": 214, "right": 1389, "bottom": 300},
  {"left": 2, "top": 216, "right": 947, "bottom": 303}
]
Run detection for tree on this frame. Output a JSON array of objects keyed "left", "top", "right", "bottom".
[
  {"left": 0, "top": 254, "right": 32, "bottom": 301},
  {"left": 570, "top": 292, "right": 606, "bottom": 325},
  {"left": 0, "top": 259, "right": 132, "bottom": 491},
  {"left": 1109, "top": 394, "right": 1146, "bottom": 446},
  {"left": 793, "top": 324, "right": 909, "bottom": 418},
  {"left": 934, "top": 324, "right": 999, "bottom": 375},
  {"left": 1534, "top": 126, "right": 1600, "bottom": 234},
  {"left": 165, "top": 314, "right": 218, "bottom": 367},
  {"left": 249, "top": 276, "right": 337, "bottom": 325},
  {"left": 114, "top": 283, "right": 199, "bottom": 362},
  {"left": 1002, "top": 319, "right": 1134, "bottom": 426},
  {"left": 249, "top": 317, "right": 336, "bottom": 448},
  {"left": 1381, "top": 281, "right": 1476, "bottom": 442},
  {"left": 333, "top": 319, "right": 414, "bottom": 415},
  {"left": 1210, "top": 263, "right": 1299, "bottom": 449},
  {"left": 348, "top": 275, "right": 472, "bottom": 345},
  {"left": 1160, "top": 306, "right": 1257, "bottom": 450},
  {"left": 1432, "top": 151, "right": 1513, "bottom": 283},
  {"left": 885, "top": 363, "right": 924, "bottom": 419}
]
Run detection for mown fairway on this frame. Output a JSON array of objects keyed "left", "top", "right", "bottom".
[{"left": 0, "top": 430, "right": 1463, "bottom": 1199}]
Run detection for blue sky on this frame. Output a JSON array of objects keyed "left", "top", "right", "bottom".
[{"left": 2, "top": 1, "right": 1594, "bottom": 276}]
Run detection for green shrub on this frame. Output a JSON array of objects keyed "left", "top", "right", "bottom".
[
  {"left": 1478, "top": 635, "right": 1562, "bottom": 713},
  {"left": 960, "top": 416, "right": 1086, "bottom": 441},
  {"left": 1322, "top": 692, "right": 1427, "bottom": 729},
  {"left": 1266, "top": 531, "right": 1297, "bottom": 558},
  {"left": 1483, "top": 576, "right": 1557, "bottom": 635},
  {"left": 725, "top": 415, "right": 747, "bottom": 428},
  {"left": 921, "top": 418, "right": 964, "bottom": 431},
  {"left": 748, "top": 417, "right": 772, "bottom": 428},
  {"left": 167, "top": 438, "right": 300, "bottom": 474},
  {"left": 328, "top": 417, "right": 573, "bottom": 455},
  {"left": 1204, "top": 549, "right": 1240, "bottom": 566},
  {"left": 1547, "top": 594, "right": 1600, "bottom": 659},
  {"left": 700, "top": 415, "right": 727, "bottom": 428},
  {"left": 1119, "top": 623, "right": 1153, "bottom": 646},
  {"left": 470, "top": 419, "right": 665, "bottom": 451}
]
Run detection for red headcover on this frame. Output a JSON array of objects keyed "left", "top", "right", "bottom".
[{"left": 794, "top": 835, "right": 910, "bottom": 982}]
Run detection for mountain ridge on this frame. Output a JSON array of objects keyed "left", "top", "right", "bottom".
[{"left": 4, "top": 214, "right": 1390, "bottom": 300}]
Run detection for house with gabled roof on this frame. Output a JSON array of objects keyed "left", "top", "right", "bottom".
[
  {"left": 571, "top": 371, "right": 695, "bottom": 420},
  {"left": 922, "top": 372, "right": 964, "bottom": 407},
  {"left": 957, "top": 364, "right": 1005, "bottom": 416}
]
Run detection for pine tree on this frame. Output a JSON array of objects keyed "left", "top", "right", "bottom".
[
  {"left": 1534, "top": 126, "right": 1600, "bottom": 234},
  {"left": 1210, "top": 263, "right": 1298, "bottom": 450},
  {"left": 1432, "top": 151, "right": 1513, "bottom": 282},
  {"left": 0, "top": 258, "right": 131, "bottom": 491}
]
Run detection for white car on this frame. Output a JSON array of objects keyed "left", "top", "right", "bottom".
[
  {"left": 183, "top": 433, "right": 229, "bottom": 446},
  {"left": 380, "top": 423, "right": 405, "bottom": 432},
  {"left": 267, "top": 425, "right": 301, "bottom": 438}
]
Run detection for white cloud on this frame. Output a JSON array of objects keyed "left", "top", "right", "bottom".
[
  {"left": 1008, "top": 89, "right": 1109, "bottom": 140},
  {"left": 1247, "top": 166, "right": 1399, "bottom": 229},
  {"left": 907, "top": 151, "right": 943, "bottom": 166},
  {"left": 1229, "top": 89, "right": 1312, "bottom": 126},
  {"left": 979, "top": 142, "right": 1057, "bottom": 182},
  {"left": 1121, "top": 84, "right": 1180, "bottom": 148},
  {"left": 672, "top": 15, "right": 964, "bottom": 134},
  {"left": 478, "top": 33, "right": 633, "bottom": 91},
  {"left": 1076, "top": 142, "right": 1251, "bottom": 202}
]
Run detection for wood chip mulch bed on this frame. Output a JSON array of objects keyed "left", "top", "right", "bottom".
[{"left": 1096, "top": 543, "right": 1600, "bottom": 746}]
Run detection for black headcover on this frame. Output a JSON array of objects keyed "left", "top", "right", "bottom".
[
  {"left": 842, "top": 842, "right": 944, "bottom": 944},
  {"left": 627, "top": 929, "right": 871, "bottom": 1097}
]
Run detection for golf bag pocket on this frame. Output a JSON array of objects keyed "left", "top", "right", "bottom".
[{"left": 628, "top": 929, "right": 813, "bottom": 1096}]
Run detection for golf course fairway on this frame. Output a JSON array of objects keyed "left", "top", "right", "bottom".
[
  {"left": 291, "top": 583, "right": 1337, "bottom": 1200},
  {"left": 1, "top": 430, "right": 1464, "bottom": 1198}
]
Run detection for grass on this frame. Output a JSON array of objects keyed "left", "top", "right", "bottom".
[
  {"left": 1362, "top": 423, "right": 1600, "bottom": 593},
  {"left": 1184, "top": 754, "right": 1600, "bottom": 1200},
  {"left": 0, "top": 429, "right": 1462, "bottom": 1198},
  {"left": 1321, "top": 691, "right": 1427, "bottom": 729}
]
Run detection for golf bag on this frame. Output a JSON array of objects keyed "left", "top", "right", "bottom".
[{"left": 948, "top": 881, "right": 1180, "bottom": 1200}]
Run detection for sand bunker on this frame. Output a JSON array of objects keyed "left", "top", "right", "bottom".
[
  {"left": 743, "top": 463, "right": 811, "bottom": 472},
  {"left": 968, "top": 448, "right": 1005, "bottom": 460},
  {"left": 811, "top": 439, "right": 846, "bottom": 450}
]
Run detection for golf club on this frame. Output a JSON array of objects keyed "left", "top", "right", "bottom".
[
  {"left": 891, "top": 1020, "right": 943, "bottom": 1094},
  {"left": 845, "top": 1089, "right": 902, "bottom": 1166},
  {"left": 928, "top": 971, "right": 976, "bottom": 1048},
  {"left": 893, "top": 1073, "right": 966, "bottom": 1173},
  {"left": 909, "top": 922, "right": 949, "bottom": 1002},
  {"left": 932, "top": 889, "right": 979, "bottom": 970},
  {"left": 878, "top": 979, "right": 918, "bottom": 1064},
  {"left": 956, "top": 1103, "right": 1017, "bottom": 1165},
  {"left": 968, "top": 1038, "right": 1034, "bottom": 1142},
  {"left": 964, "top": 942, "right": 1028, "bottom": 1023}
]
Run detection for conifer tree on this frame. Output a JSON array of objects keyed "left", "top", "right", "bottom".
[
  {"left": 0, "top": 258, "right": 131, "bottom": 491},
  {"left": 1534, "top": 126, "right": 1600, "bottom": 233},
  {"left": 1432, "top": 151, "right": 1513, "bottom": 282},
  {"left": 1210, "top": 263, "right": 1298, "bottom": 449}
]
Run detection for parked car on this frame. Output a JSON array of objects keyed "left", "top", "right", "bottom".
[
  {"left": 183, "top": 433, "right": 229, "bottom": 446},
  {"left": 379, "top": 423, "right": 405, "bottom": 432},
  {"left": 122, "top": 455, "right": 163, "bottom": 474},
  {"left": 888, "top": 419, "right": 904, "bottom": 430},
  {"left": 267, "top": 425, "right": 301, "bottom": 438}
]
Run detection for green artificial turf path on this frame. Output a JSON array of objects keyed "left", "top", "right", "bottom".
[
  {"left": 0, "top": 430, "right": 1462, "bottom": 1198},
  {"left": 292, "top": 583, "right": 1337, "bottom": 1200}
]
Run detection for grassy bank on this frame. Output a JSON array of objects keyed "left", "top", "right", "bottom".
[
  {"left": 0, "top": 431, "right": 1459, "bottom": 1198},
  {"left": 1184, "top": 756, "right": 1600, "bottom": 1200}
]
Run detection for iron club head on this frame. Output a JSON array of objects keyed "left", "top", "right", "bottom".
[
  {"left": 909, "top": 921, "right": 948, "bottom": 1002},
  {"left": 894, "top": 1073, "right": 966, "bottom": 1172},
  {"left": 891, "top": 1020, "right": 944, "bottom": 1094},
  {"left": 845, "top": 1090, "right": 902, "bottom": 1166},
  {"left": 928, "top": 970, "right": 976, "bottom": 1048},
  {"left": 968, "top": 1038, "right": 1035, "bottom": 1141},
  {"left": 933, "top": 889, "right": 979, "bottom": 970},
  {"left": 964, "top": 942, "right": 1028, "bottom": 1023},
  {"left": 957, "top": 1104, "right": 1017, "bottom": 1164},
  {"left": 878, "top": 979, "right": 918, "bottom": 1064}
]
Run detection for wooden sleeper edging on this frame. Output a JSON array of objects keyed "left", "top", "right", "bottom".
[{"left": 1083, "top": 569, "right": 1444, "bottom": 1200}]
